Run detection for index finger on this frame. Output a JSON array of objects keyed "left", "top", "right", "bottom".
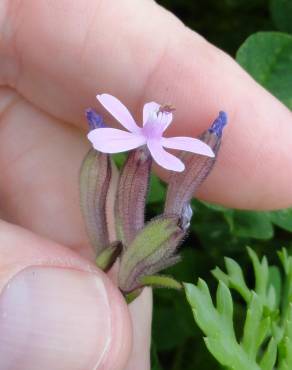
[{"left": 1, "top": 0, "right": 292, "bottom": 209}]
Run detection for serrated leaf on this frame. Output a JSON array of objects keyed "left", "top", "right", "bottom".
[
  {"left": 278, "top": 305, "right": 292, "bottom": 369},
  {"left": 237, "top": 32, "right": 292, "bottom": 109},
  {"left": 185, "top": 281, "right": 219, "bottom": 335},
  {"left": 204, "top": 337, "right": 235, "bottom": 368},
  {"left": 212, "top": 266, "right": 231, "bottom": 286},
  {"left": 216, "top": 282, "right": 234, "bottom": 334},
  {"left": 242, "top": 293, "right": 266, "bottom": 359},
  {"left": 204, "top": 337, "right": 260, "bottom": 370},
  {"left": 268, "top": 265, "right": 282, "bottom": 309},
  {"left": 247, "top": 247, "right": 269, "bottom": 299},
  {"left": 184, "top": 248, "right": 292, "bottom": 370},
  {"left": 224, "top": 257, "right": 251, "bottom": 302},
  {"left": 278, "top": 248, "right": 291, "bottom": 275},
  {"left": 259, "top": 338, "right": 277, "bottom": 370}
]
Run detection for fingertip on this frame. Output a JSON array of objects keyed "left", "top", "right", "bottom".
[{"left": 0, "top": 221, "right": 132, "bottom": 370}]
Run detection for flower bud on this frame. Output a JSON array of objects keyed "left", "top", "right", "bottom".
[
  {"left": 118, "top": 215, "right": 184, "bottom": 293},
  {"left": 80, "top": 149, "right": 116, "bottom": 255},
  {"left": 116, "top": 147, "right": 152, "bottom": 246},
  {"left": 164, "top": 111, "right": 227, "bottom": 219}
]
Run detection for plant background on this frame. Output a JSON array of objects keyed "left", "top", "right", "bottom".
[{"left": 150, "top": 0, "right": 292, "bottom": 369}]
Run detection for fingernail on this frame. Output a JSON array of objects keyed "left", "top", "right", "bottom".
[{"left": 0, "top": 267, "right": 111, "bottom": 370}]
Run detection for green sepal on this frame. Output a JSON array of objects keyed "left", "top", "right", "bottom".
[
  {"left": 124, "top": 288, "right": 143, "bottom": 304},
  {"left": 118, "top": 215, "right": 184, "bottom": 293},
  {"left": 96, "top": 242, "right": 122, "bottom": 271},
  {"left": 140, "top": 275, "right": 182, "bottom": 290}
]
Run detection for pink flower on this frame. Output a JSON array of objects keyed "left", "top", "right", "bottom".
[{"left": 88, "top": 94, "right": 215, "bottom": 172}]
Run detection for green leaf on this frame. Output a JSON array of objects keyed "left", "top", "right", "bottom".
[
  {"left": 242, "top": 293, "right": 267, "bottom": 359},
  {"left": 185, "top": 280, "right": 261, "bottom": 370},
  {"left": 278, "top": 247, "right": 291, "bottom": 275},
  {"left": 231, "top": 210, "right": 274, "bottom": 240},
  {"left": 247, "top": 247, "right": 269, "bottom": 299},
  {"left": 270, "top": 0, "right": 292, "bottom": 34},
  {"left": 270, "top": 208, "right": 292, "bottom": 232},
  {"left": 268, "top": 265, "right": 282, "bottom": 309},
  {"left": 224, "top": 257, "right": 251, "bottom": 302},
  {"left": 259, "top": 338, "right": 277, "bottom": 370},
  {"left": 216, "top": 282, "right": 234, "bottom": 335},
  {"left": 184, "top": 248, "right": 292, "bottom": 370},
  {"left": 278, "top": 304, "right": 292, "bottom": 369},
  {"left": 237, "top": 32, "right": 292, "bottom": 109},
  {"left": 185, "top": 280, "right": 220, "bottom": 335}
]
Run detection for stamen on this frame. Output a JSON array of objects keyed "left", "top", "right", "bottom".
[
  {"left": 208, "top": 111, "right": 227, "bottom": 138},
  {"left": 85, "top": 108, "right": 106, "bottom": 130},
  {"left": 158, "top": 104, "right": 176, "bottom": 114}
]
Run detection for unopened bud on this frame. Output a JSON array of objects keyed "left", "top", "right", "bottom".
[
  {"left": 116, "top": 147, "right": 152, "bottom": 246},
  {"left": 164, "top": 111, "right": 227, "bottom": 218},
  {"left": 80, "top": 149, "right": 117, "bottom": 255}
]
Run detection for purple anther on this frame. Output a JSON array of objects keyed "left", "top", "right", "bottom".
[
  {"left": 85, "top": 108, "right": 106, "bottom": 130},
  {"left": 208, "top": 111, "right": 227, "bottom": 138}
]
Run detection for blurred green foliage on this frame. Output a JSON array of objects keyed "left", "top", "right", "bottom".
[
  {"left": 157, "top": 0, "right": 272, "bottom": 56},
  {"left": 150, "top": 1, "right": 292, "bottom": 369}
]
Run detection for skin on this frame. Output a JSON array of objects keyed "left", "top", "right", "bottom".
[{"left": 0, "top": 0, "right": 292, "bottom": 369}]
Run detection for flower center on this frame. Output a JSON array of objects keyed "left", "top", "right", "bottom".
[{"left": 142, "top": 105, "right": 174, "bottom": 139}]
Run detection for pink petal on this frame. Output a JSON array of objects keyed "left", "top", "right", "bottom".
[
  {"left": 97, "top": 94, "right": 140, "bottom": 133},
  {"left": 161, "top": 137, "right": 215, "bottom": 157},
  {"left": 88, "top": 128, "right": 146, "bottom": 153},
  {"left": 143, "top": 102, "right": 160, "bottom": 125},
  {"left": 147, "top": 139, "right": 185, "bottom": 172}
]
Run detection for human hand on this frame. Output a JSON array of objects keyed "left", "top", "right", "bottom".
[{"left": 1, "top": 1, "right": 292, "bottom": 370}]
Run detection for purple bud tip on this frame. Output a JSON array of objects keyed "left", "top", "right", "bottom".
[
  {"left": 208, "top": 111, "right": 227, "bottom": 138},
  {"left": 85, "top": 108, "right": 106, "bottom": 130}
]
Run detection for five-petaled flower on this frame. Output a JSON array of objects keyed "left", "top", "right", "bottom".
[{"left": 87, "top": 94, "right": 214, "bottom": 172}]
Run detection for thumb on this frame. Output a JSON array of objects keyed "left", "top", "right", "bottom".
[{"left": 0, "top": 220, "right": 132, "bottom": 370}]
